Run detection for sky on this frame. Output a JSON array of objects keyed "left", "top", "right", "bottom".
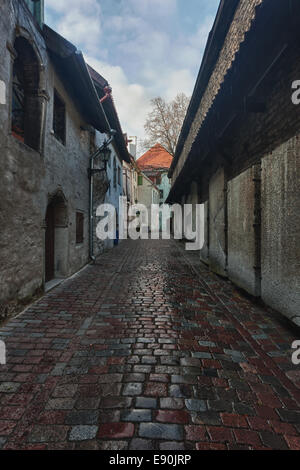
[{"left": 45, "top": 0, "right": 220, "bottom": 151}]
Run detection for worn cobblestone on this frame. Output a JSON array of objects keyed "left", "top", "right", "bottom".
[{"left": 0, "top": 239, "right": 299, "bottom": 449}]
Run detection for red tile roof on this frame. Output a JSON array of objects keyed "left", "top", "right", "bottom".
[{"left": 137, "top": 144, "right": 173, "bottom": 170}]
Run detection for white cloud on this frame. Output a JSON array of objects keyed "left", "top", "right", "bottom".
[
  {"left": 124, "top": 0, "right": 177, "bottom": 20},
  {"left": 46, "top": 0, "right": 103, "bottom": 55},
  {"left": 45, "top": 1, "right": 217, "bottom": 145}
]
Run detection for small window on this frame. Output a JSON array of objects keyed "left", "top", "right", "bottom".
[
  {"left": 76, "top": 212, "right": 84, "bottom": 244},
  {"left": 53, "top": 90, "right": 66, "bottom": 144},
  {"left": 118, "top": 167, "right": 121, "bottom": 185},
  {"left": 159, "top": 190, "right": 164, "bottom": 199},
  {"left": 138, "top": 175, "right": 143, "bottom": 186}
]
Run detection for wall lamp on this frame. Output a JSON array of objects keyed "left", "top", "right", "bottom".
[{"left": 87, "top": 144, "right": 111, "bottom": 178}]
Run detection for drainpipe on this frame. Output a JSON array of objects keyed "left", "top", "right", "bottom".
[{"left": 89, "top": 129, "right": 116, "bottom": 263}]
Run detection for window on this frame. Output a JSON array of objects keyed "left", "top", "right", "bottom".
[
  {"left": 76, "top": 212, "right": 84, "bottom": 244},
  {"left": 53, "top": 90, "right": 66, "bottom": 144},
  {"left": 138, "top": 175, "right": 143, "bottom": 186},
  {"left": 118, "top": 167, "right": 121, "bottom": 185},
  {"left": 11, "top": 37, "right": 41, "bottom": 151},
  {"left": 159, "top": 190, "right": 164, "bottom": 199},
  {"left": 156, "top": 175, "right": 161, "bottom": 185}
]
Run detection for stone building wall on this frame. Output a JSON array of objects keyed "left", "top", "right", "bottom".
[
  {"left": 208, "top": 168, "right": 227, "bottom": 277},
  {"left": 227, "top": 165, "right": 260, "bottom": 297},
  {"left": 170, "top": 0, "right": 300, "bottom": 325},
  {"left": 200, "top": 201, "right": 209, "bottom": 264},
  {"left": 261, "top": 136, "right": 300, "bottom": 325},
  {"left": 0, "top": 0, "right": 107, "bottom": 305}
]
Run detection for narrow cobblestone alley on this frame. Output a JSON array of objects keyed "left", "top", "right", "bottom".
[{"left": 0, "top": 239, "right": 300, "bottom": 450}]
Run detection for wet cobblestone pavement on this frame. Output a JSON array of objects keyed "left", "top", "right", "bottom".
[{"left": 0, "top": 239, "right": 300, "bottom": 450}]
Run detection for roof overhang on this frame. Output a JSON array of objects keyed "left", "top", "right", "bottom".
[
  {"left": 168, "top": 0, "right": 240, "bottom": 179},
  {"left": 87, "top": 64, "right": 130, "bottom": 164},
  {"left": 43, "top": 25, "right": 110, "bottom": 134},
  {"left": 167, "top": 0, "right": 300, "bottom": 203}
]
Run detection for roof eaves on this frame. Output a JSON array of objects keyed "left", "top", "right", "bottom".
[
  {"left": 87, "top": 64, "right": 130, "bottom": 164},
  {"left": 43, "top": 25, "right": 110, "bottom": 134},
  {"left": 169, "top": 0, "right": 240, "bottom": 177}
]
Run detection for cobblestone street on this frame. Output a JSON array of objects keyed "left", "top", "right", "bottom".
[{"left": 0, "top": 239, "right": 300, "bottom": 450}]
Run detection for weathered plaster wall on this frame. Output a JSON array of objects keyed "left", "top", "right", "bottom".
[
  {"left": 227, "top": 165, "right": 260, "bottom": 296},
  {"left": 261, "top": 136, "right": 300, "bottom": 325},
  {"left": 43, "top": 66, "right": 92, "bottom": 277},
  {"left": 209, "top": 168, "right": 227, "bottom": 276}
]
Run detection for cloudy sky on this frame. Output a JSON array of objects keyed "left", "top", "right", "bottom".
[{"left": 45, "top": 0, "right": 220, "bottom": 150}]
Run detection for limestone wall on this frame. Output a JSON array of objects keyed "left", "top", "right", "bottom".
[
  {"left": 227, "top": 165, "right": 260, "bottom": 296},
  {"left": 261, "top": 136, "right": 300, "bottom": 325}
]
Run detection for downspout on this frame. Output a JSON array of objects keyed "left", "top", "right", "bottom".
[{"left": 89, "top": 130, "right": 116, "bottom": 263}]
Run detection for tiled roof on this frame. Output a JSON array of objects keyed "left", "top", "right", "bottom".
[{"left": 137, "top": 144, "right": 173, "bottom": 170}]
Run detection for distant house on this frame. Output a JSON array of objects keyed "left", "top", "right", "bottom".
[
  {"left": 137, "top": 144, "right": 172, "bottom": 230},
  {"left": 137, "top": 144, "right": 172, "bottom": 205}
]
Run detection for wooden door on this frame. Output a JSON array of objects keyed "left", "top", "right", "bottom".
[{"left": 45, "top": 204, "right": 55, "bottom": 282}]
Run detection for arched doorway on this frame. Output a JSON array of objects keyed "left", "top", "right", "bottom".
[{"left": 45, "top": 192, "right": 68, "bottom": 283}]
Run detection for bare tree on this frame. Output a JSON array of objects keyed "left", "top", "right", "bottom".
[{"left": 142, "top": 93, "right": 190, "bottom": 157}]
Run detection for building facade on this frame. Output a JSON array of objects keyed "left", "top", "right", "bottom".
[
  {"left": 167, "top": 0, "right": 300, "bottom": 326},
  {"left": 0, "top": 0, "right": 129, "bottom": 312},
  {"left": 137, "top": 144, "right": 172, "bottom": 205},
  {"left": 88, "top": 65, "right": 130, "bottom": 251}
]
